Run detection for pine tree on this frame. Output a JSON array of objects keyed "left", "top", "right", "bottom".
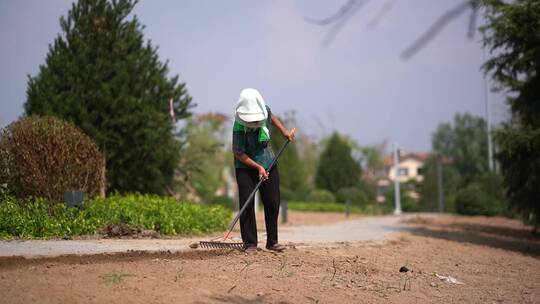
[
  {"left": 315, "top": 132, "right": 362, "bottom": 193},
  {"left": 24, "top": 0, "right": 193, "bottom": 194},
  {"left": 482, "top": 0, "right": 540, "bottom": 227}
]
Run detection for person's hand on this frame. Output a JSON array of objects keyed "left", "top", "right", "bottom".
[
  {"left": 258, "top": 166, "right": 269, "bottom": 181},
  {"left": 283, "top": 128, "right": 296, "bottom": 141}
]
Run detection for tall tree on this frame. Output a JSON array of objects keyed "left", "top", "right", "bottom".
[
  {"left": 175, "top": 113, "right": 228, "bottom": 203},
  {"left": 482, "top": 0, "right": 540, "bottom": 227},
  {"left": 24, "top": 0, "right": 193, "bottom": 194},
  {"left": 359, "top": 143, "right": 385, "bottom": 180},
  {"left": 315, "top": 132, "right": 362, "bottom": 193},
  {"left": 432, "top": 113, "right": 488, "bottom": 184}
]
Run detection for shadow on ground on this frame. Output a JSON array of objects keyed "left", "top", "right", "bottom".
[{"left": 404, "top": 222, "right": 540, "bottom": 256}]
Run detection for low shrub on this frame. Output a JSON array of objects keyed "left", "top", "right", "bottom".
[
  {"left": 209, "top": 195, "right": 235, "bottom": 210},
  {"left": 306, "top": 189, "right": 336, "bottom": 203},
  {"left": 0, "top": 116, "right": 104, "bottom": 201},
  {"left": 86, "top": 194, "right": 231, "bottom": 235},
  {"left": 0, "top": 189, "right": 97, "bottom": 238},
  {"left": 280, "top": 187, "right": 309, "bottom": 202},
  {"left": 335, "top": 187, "right": 369, "bottom": 206},
  {"left": 455, "top": 184, "right": 499, "bottom": 216},
  {"left": 281, "top": 187, "right": 295, "bottom": 201},
  {"left": 288, "top": 201, "right": 383, "bottom": 215},
  {"left": 475, "top": 172, "right": 516, "bottom": 218},
  {"left": 0, "top": 191, "right": 231, "bottom": 239}
]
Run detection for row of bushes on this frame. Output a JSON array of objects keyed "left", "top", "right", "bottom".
[
  {"left": 0, "top": 189, "right": 231, "bottom": 239},
  {"left": 454, "top": 187, "right": 513, "bottom": 217},
  {"left": 452, "top": 173, "right": 514, "bottom": 217},
  {"left": 282, "top": 186, "right": 374, "bottom": 207},
  {"left": 287, "top": 201, "right": 383, "bottom": 215},
  {"left": 380, "top": 172, "right": 516, "bottom": 218}
]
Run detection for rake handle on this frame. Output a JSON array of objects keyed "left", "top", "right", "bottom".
[{"left": 225, "top": 129, "right": 295, "bottom": 237}]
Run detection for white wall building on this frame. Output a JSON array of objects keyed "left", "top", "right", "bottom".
[{"left": 376, "top": 153, "right": 429, "bottom": 203}]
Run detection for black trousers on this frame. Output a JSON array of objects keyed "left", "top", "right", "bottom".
[{"left": 235, "top": 166, "right": 280, "bottom": 247}]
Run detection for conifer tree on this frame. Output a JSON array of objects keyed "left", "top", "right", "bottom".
[
  {"left": 315, "top": 132, "right": 362, "bottom": 193},
  {"left": 24, "top": 0, "right": 193, "bottom": 194},
  {"left": 482, "top": 0, "right": 540, "bottom": 227}
]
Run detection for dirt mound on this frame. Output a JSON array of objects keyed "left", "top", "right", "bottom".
[{"left": 100, "top": 224, "right": 160, "bottom": 239}]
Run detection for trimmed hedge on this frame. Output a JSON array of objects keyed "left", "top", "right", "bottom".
[
  {"left": 335, "top": 187, "right": 369, "bottom": 206},
  {"left": 209, "top": 195, "right": 236, "bottom": 210},
  {"left": 306, "top": 189, "right": 336, "bottom": 203},
  {"left": 288, "top": 201, "right": 383, "bottom": 215},
  {"left": 0, "top": 194, "right": 97, "bottom": 239},
  {"left": 0, "top": 190, "right": 230, "bottom": 239},
  {"left": 455, "top": 184, "right": 500, "bottom": 216}
]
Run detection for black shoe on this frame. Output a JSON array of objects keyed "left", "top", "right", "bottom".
[
  {"left": 266, "top": 243, "right": 286, "bottom": 252},
  {"left": 244, "top": 244, "right": 258, "bottom": 253}
]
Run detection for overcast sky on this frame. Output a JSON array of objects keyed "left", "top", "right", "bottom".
[{"left": 0, "top": 0, "right": 507, "bottom": 152}]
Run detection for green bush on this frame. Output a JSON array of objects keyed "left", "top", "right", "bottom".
[
  {"left": 209, "top": 195, "right": 235, "bottom": 210},
  {"left": 86, "top": 194, "right": 230, "bottom": 235},
  {"left": 288, "top": 201, "right": 383, "bottom": 215},
  {"left": 306, "top": 189, "right": 336, "bottom": 203},
  {"left": 384, "top": 184, "right": 419, "bottom": 212},
  {"left": 0, "top": 116, "right": 104, "bottom": 201},
  {"left": 475, "top": 172, "right": 515, "bottom": 217},
  {"left": 0, "top": 188, "right": 97, "bottom": 238},
  {"left": 281, "top": 187, "right": 309, "bottom": 202},
  {"left": 0, "top": 191, "right": 230, "bottom": 239},
  {"left": 288, "top": 202, "right": 359, "bottom": 213},
  {"left": 281, "top": 187, "right": 295, "bottom": 201},
  {"left": 455, "top": 184, "right": 498, "bottom": 216},
  {"left": 335, "top": 187, "right": 369, "bottom": 206}
]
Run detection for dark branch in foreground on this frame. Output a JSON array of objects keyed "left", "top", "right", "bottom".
[
  {"left": 468, "top": 0, "right": 480, "bottom": 39},
  {"left": 401, "top": 0, "right": 480, "bottom": 60},
  {"left": 304, "top": 0, "right": 361, "bottom": 26},
  {"left": 367, "top": 0, "right": 395, "bottom": 30},
  {"left": 304, "top": 0, "right": 481, "bottom": 59},
  {"left": 304, "top": 0, "right": 368, "bottom": 47}
]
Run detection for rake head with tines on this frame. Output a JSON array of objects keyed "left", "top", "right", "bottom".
[{"left": 199, "top": 231, "right": 245, "bottom": 250}]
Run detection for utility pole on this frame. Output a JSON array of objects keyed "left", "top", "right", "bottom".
[
  {"left": 436, "top": 154, "right": 444, "bottom": 213},
  {"left": 393, "top": 143, "right": 402, "bottom": 215},
  {"left": 482, "top": 41, "right": 494, "bottom": 171}
]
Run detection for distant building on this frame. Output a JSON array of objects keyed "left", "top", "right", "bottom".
[
  {"left": 384, "top": 152, "right": 429, "bottom": 183},
  {"left": 376, "top": 153, "right": 430, "bottom": 203}
]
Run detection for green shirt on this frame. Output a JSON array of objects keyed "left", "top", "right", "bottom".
[{"left": 232, "top": 106, "right": 275, "bottom": 169}]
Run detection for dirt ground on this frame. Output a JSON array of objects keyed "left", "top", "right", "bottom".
[{"left": 1, "top": 214, "right": 539, "bottom": 304}]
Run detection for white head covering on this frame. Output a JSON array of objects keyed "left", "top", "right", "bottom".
[{"left": 235, "top": 88, "right": 268, "bottom": 128}]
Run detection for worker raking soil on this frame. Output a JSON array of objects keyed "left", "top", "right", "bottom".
[{"left": 199, "top": 88, "right": 295, "bottom": 252}]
